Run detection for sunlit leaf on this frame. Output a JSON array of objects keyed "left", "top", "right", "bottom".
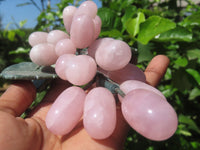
[
  {"left": 7, "top": 31, "right": 16, "bottom": 41},
  {"left": 46, "top": 12, "right": 55, "bottom": 21},
  {"left": 137, "top": 16, "right": 176, "bottom": 44},
  {"left": 19, "top": 20, "right": 27, "bottom": 28},
  {"left": 187, "top": 49, "right": 200, "bottom": 60},
  {"left": 125, "top": 12, "right": 145, "bottom": 37},
  {"left": 100, "top": 29, "right": 122, "bottom": 38},
  {"left": 156, "top": 26, "right": 192, "bottom": 42},
  {"left": 121, "top": 5, "right": 137, "bottom": 31},
  {"left": 180, "top": 12, "right": 200, "bottom": 27},
  {"left": 174, "top": 57, "right": 188, "bottom": 67}
]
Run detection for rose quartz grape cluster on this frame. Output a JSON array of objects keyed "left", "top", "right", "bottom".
[{"left": 28, "top": 1, "right": 178, "bottom": 141}]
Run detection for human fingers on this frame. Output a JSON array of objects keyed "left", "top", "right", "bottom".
[
  {"left": 30, "top": 79, "right": 71, "bottom": 120},
  {"left": 144, "top": 55, "right": 170, "bottom": 87},
  {"left": 0, "top": 81, "right": 36, "bottom": 116}
]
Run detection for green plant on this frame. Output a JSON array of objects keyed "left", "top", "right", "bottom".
[
  {"left": 1, "top": 0, "right": 200, "bottom": 149},
  {"left": 98, "top": 0, "right": 200, "bottom": 149}
]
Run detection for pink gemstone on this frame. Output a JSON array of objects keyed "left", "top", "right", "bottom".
[
  {"left": 63, "top": 6, "right": 77, "bottom": 33},
  {"left": 29, "top": 43, "right": 57, "bottom": 66},
  {"left": 88, "top": 38, "right": 114, "bottom": 58},
  {"left": 55, "top": 54, "right": 75, "bottom": 80},
  {"left": 95, "top": 39, "right": 132, "bottom": 71},
  {"left": 83, "top": 87, "right": 116, "bottom": 139},
  {"left": 122, "top": 89, "right": 178, "bottom": 141},
  {"left": 55, "top": 39, "right": 76, "bottom": 56},
  {"left": 100, "top": 63, "right": 146, "bottom": 84},
  {"left": 73, "top": 1, "right": 98, "bottom": 19},
  {"left": 93, "top": 15, "right": 102, "bottom": 39},
  {"left": 119, "top": 80, "right": 165, "bottom": 101},
  {"left": 28, "top": 31, "right": 48, "bottom": 46},
  {"left": 47, "top": 30, "right": 69, "bottom": 45},
  {"left": 45, "top": 86, "right": 86, "bottom": 135},
  {"left": 70, "top": 15, "right": 95, "bottom": 49},
  {"left": 65, "top": 55, "right": 97, "bottom": 85}
]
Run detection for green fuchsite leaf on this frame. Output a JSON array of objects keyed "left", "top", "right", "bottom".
[{"left": 0, "top": 62, "right": 58, "bottom": 80}]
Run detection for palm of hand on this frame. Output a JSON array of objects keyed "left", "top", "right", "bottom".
[{"left": 0, "top": 55, "right": 169, "bottom": 150}]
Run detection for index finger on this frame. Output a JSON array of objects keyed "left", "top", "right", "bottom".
[{"left": 144, "top": 55, "right": 170, "bottom": 87}]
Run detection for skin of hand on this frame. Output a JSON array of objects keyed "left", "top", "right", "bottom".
[{"left": 0, "top": 55, "right": 170, "bottom": 150}]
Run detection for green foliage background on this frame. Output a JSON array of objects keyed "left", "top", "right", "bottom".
[{"left": 0, "top": 0, "right": 200, "bottom": 149}]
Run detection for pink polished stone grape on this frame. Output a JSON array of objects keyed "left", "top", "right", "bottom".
[
  {"left": 98, "top": 63, "right": 146, "bottom": 84},
  {"left": 63, "top": 6, "right": 77, "bottom": 33},
  {"left": 55, "top": 39, "right": 76, "bottom": 56},
  {"left": 47, "top": 30, "right": 69, "bottom": 45},
  {"left": 73, "top": 1, "right": 98, "bottom": 19},
  {"left": 28, "top": 31, "right": 48, "bottom": 46},
  {"left": 93, "top": 15, "right": 102, "bottom": 39},
  {"left": 119, "top": 80, "right": 166, "bottom": 101},
  {"left": 122, "top": 89, "right": 178, "bottom": 141},
  {"left": 55, "top": 54, "right": 74, "bottom": 80},
  {"left": 29, "top": 43, "right": 57, "bottom": 66},
  {"left": 83, "top": 87, "right": 116, "bottom": 139},
  {"left": 65, "top": 54, "right": 97, "bottom": 85},
  {"left": 70, "top": 15, "right": 95, "bottom": 49},
  {"left": 88, "top": 38, "right": 115, "bottom": 58},
  {"left": 46, "top": 86, "right": 86, "bottom": 135},
  {"left": 95, "top": 39, "right": 132, "bottom": 71}
]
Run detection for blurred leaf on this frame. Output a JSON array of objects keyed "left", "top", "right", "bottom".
[
  {"left": 121, "top": 6, "right": 137, "bottom": 32},
  {"left": 10, "top": 57, "right": 29, "bottom": 64},
  {"left": 9, "top": 47, "right": 30, "bottom": 55},
  {"left": 120, "top": 0, "right": 135, "bottom": 10},
  {"left": 191, "top": 141, "right": 200, "bottom": 149},
  {"left": 161, "top": 85, "right": 177, "bottom": 98},
  {"left": 137, "top": 16, "right": 176, "bottom": 44},
  {"left": 179, "top": 114, "right": 200, "bottom": 134},
  {"left": 164, "top": 68, "right": 172, "bottom": 80},
  {"left": 98, "top": 7, "right": 116, "bottom": 29},
  {"left": 137, "top": 42, "right": 153, "bottom": 63},
  {"left": 100, "top": 29, "right": 122, "bottom": 38},
  {"left": 15, "top": 29, "right": 26, "bottom": 37},
  {"left": 187, "top": 49, "right": 200, "bottom": 60},
  {"left": 46, "top": 12, "right": 55, "bottom": 21},
  {"left": 179, "top": 129, "right": 192, "bottom": 136},
  {"left": 156, "top": 26, "right": 193, "bottom": 42},
  {"left": 7, "top": 31, "right": 16, "bottom": 41},
  {"left": 125, "top": 12, "right": 145, "bottom": 37},
  {"left": 172, "top": 69, "right": 193, "bottom": 92},
  {"left": 37, "top": 11, "right": 46, "bottom": 21},
  {"left": 189, "top": 87, "right": 200, "bottom": 100},
  {"left": 186, "top": 68, "right": 200, "bottom": 85},
  {"left": 19, "top": 20, "right": 27, "bottom": 28},
  {"left": 174, "top": 57, "right": 188, "bottom": 67},
  {"left": 122, "top": 6, "right": 137, "bottom": 24},
  {"left": 180, "top": 12, "right": 200, "bottom": 27}
]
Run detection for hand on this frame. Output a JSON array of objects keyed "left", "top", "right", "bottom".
[{"left": 0, "top": 55, "right": 169, "bottom": 150}]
